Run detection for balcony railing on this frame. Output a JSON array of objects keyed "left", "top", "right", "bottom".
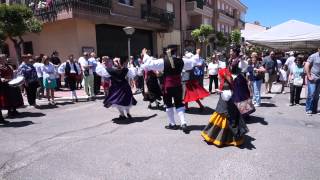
[
  {"left": 186, "top": 0, "right": 210, "bottom": 9},
  {"left": 23, "top": 0, "right": 111, "bottom": 21},
  {"left": 219, "top": 9, "right": 235, "bottom": 19},
  {"left": 239, "top": 18, "right": 245, "bottom": 26},
  {"left": 141, "top": 4, "right": 175, "bottom": 26}
]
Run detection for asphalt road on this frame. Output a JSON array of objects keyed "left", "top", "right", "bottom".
[{"left": 0, "top": 84, "right": 319, "bottom": 180}]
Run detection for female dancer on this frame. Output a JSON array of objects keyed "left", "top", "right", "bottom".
[
  {"left": 229, "top": 46, "right": 255, "bottom": 119},
  {"left": 201, "top": 67, "right": 249, "bottom": 147},
  {"left": 143, "top": 64, "right": 162, "bottom": 109},
  {"left": 96, "top": 58, "right": 137, "bottom": 120},
  {"left": 184, "top": 49, "right": 210, "bottom": 112}
]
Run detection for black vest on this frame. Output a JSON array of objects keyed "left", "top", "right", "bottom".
[
  {"left": 163, "top": 55, "right": 184, "bottom": 77},
  {"left": 65, "top": 62, "right": 78, "bottom": 76}
]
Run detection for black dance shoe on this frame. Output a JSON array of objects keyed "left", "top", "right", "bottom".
[
  {"left": 181, "top": 124, "right": 189, "bottom": 133},
  {"left": 127, "top": 113, "right": 132, "bottom": 119},
  {"left": 165, "top": 124, "right": 179, "bottom": 130},
  {"left": 119, "top": 115, "right": 127, "bottom": 120}
]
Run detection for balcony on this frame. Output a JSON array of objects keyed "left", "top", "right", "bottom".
[
  {"left": 25, "top": 0, "right": 111, "bottom": 21},
  {"left": 186, "top": 1, "right": 213, "bottom": 17},
  {"left": 219, "top": 9, "right": 235, "bottom": 19},
  {"left": 141, "top": 4, "right": 175, "bottom": 26}
]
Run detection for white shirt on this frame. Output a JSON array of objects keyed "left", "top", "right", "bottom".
[
  {"left": 279, "top": 69, "right": 287, "bottom": 81},
  {"left": 58, "top": 61, "right": 81, "bottom": 75},
  {"left": 79, "top": 57, "right": 93, "bottom": 75},
  {"left": 141, "top": 54, "right": 197, "bottom": 72},
  {"left": 285, "top": 56, "right": 296, "bottom": 73},
  {"left": 88, "top": 57, "right": 97, "bottom": 73},
  {"left": 42, "top": 63, "right": 56, "bottom": 79},
  {"left": 208, "top": 62, "right": 219, "bottom": 75},
  {"left": 276, "top": 59, "right": 282, "bottom": 69},
  {"left": 95, "top": 63, "right": 136, "bottom": 79},
  {"left": 33, "top": 62, "right": 44, "bottom": 78}
]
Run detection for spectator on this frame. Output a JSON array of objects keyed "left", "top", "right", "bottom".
[
  {"left": 89, "top": 52, "right": 101, "bottom": 95},
  {"left": 262, "top": 51, "right": 278, "bottom": 93},
  {"left": 207, "top": 54, "right": 219, "bottom": 94},
  {"left": 289, "top": 55, "right": 305, "bottom": 106},
  {"left": 251, "top": 52, "right": 265, "bottom": 107},
  {"left": 50, "top": 51, "right": 61, "bottom": 90},
  {"left": 18, "top": 55, "right": 39, "bottom": 106},
  {"left": 42, "top": 56, "right": 57, "bottom": 105},
  {"left": 33, "top": 56, "right": 44, "bottom": 99},
  {"left": 305, "top": 48, "right": 320, "bottom": 115},
  {"left": 79, "top": 52, "right": 95, "bottom": 101}
]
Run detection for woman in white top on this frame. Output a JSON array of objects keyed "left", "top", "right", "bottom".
[
  {"left": 42, "top": 56, "right": 57, "bottom": 105},
  {"left": 208, "top": 54, "right": 219, "bottom": 94}
]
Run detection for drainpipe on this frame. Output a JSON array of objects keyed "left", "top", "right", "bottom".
[{"left": 180, "top": 0, "right": 183, "bottom": 57}]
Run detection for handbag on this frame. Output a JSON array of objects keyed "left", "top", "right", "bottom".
[
  {"left": 293, "top": 77, "right": 303, "bottom": 86},
  {"left": 234, "top": 98, "right": 255, "bottom": 115}
]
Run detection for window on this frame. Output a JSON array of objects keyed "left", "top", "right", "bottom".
[
  {"left": 221, "top": 24, "right": 225, "bottom": 33},
  {"left": 217, "top": 0, "right": 220, "bottom": 9},
  {"left": 204, "top": 18, "right": 211, "bottom": 25},
  {"left": 166, "top": 2, "right": 174, "bottom": 12},
  {"left": 217, "top": 23, "right": 221, "bottom": 31},
  {"left": 222, "top": 3, "right": 224, "bottom": 10},
  {"left": 23, "top": 41, "right": 33, "bottom": 55},
  {"left": 118, "top": 0, "right": 133, "bottom": 6}
]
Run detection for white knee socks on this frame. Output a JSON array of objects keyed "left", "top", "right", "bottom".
[
  {"left": 176, "top": 107, "right": 187, "bottom": 125},
  {"left": 166, "top": 107, "right": 175, "bottom": 125}
]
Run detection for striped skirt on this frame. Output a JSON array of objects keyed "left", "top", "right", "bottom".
[{"left": 201, "top": 112, "right": 245, "bottom": 147}]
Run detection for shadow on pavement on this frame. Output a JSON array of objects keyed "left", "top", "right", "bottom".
[
  {"left": 260, "top": 103, "right": 277, "bottom": 107},
  {"left": 186, "top": 125, "right": 205, "bottom": 132},
  {"left": 261, "top": 96, "right": 272, "bottom": 99},
  {"left": 12, "top": 112, "right": 46, "bottom": 118},
  {"left": 112, "top": 114, "right": 157, "bottom": 125},
  {"left": 35, "top": 101, "right": 75, "bottom": 110},
  {"left": 239, "top": 135, "right": 256, "bottom": 150},
  {"left": 246, "top": 116, "right": 268, "bottom": 125},
  {"left": 185, "top": 107, "right": 215, "bottom": 115},
  {"left": 0, "top": 121, "right": 34, "bottom": 128}
]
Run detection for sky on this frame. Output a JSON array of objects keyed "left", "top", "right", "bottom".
[{"left": 242, "top": 0, "right": 320, "bottom": 27}]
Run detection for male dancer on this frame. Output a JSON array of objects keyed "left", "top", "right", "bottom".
[{"left": 141, "top": 48, "right": 196, "bottom": 133}]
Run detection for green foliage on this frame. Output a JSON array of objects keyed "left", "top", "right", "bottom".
[
  {"left": 0, "top": 4, "right": 42, "bottom": 59},
  {"left": 0, "top": 4, "right": 42, "bottom": 37},
  {"left": 216, "top": 32, "right": 227, "bottom": 47},
  {"left": 0, "top": 29, "right": 5, "bottom": 47},
  {"left": 191, "top": 24, "right": 213, "bottom": 42},
  {"left": 230, "top": 29, "right": 241, "bottom": 45}
]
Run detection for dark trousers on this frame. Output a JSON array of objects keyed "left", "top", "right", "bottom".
[
  {"left": 290, "top": 83, "right": 302, "bottom": 105},
  {"left": 36, "top": 77, "right": 44, "bottom": 98},
  {"left": 55, "top": 77, "right": 61, "bottom": 90},
  {"left": 163, "top": 86, "right": 184, "bottom": 108},
  {"left": 137, "top": 76, "right": 144, "bottom": 90},
  {"left": 93, "top": 72, "right": 101, "bottom": 94},
  {"left": 66, "top": 76, "right": 77, "bottom": 91},
  {"left": 209, "top": 75, "right": 218, "bottom": 92},
  {"left": 26, "top": 81, "right": 38, "bottom": 105}
]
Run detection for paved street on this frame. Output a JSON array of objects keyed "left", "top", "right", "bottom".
[{"left": 0, "top": 84, "right": 319, "bottom": 180}]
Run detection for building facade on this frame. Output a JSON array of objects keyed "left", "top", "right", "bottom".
[
  {"left": 2, "top": 0, "right": 246, "bottom": 60},
  {"left": 3, "top": 0, "right": 181, "bottom": 60},
  {"left": 183, "top": 0, "right": 247, "bottom": 56}
]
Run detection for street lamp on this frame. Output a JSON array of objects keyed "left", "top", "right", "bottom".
[{"left": 123, "top": 26, "right": 135, "bottom": 60}]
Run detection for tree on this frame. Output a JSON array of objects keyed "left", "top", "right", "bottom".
[
  {"left": 0, "top": 29, "right": 5, "bottom": 52},
  {"left": 0, "top": 4, "right": 42, "bottom": 61},
  {"left": 230, "top": 29, "right": 241, "bottom": 45},
  {"left": 191, "top": 24, "right": 214, "bottom": 43}
]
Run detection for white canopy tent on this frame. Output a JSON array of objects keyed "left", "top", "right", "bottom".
[{"left": 246, "top": 20, "right": 320, "bottom": 50}]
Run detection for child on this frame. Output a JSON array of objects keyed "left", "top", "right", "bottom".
[{"left": 279, "top": 66, "right": 287, "bottom": 94}]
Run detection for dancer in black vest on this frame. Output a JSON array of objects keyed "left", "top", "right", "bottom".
[
  {"left": 141, "top": 48, "right": 196, "bottom": 133},
  {"left": 58, "top": 55, "right": 81, "bottom": 102}
]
